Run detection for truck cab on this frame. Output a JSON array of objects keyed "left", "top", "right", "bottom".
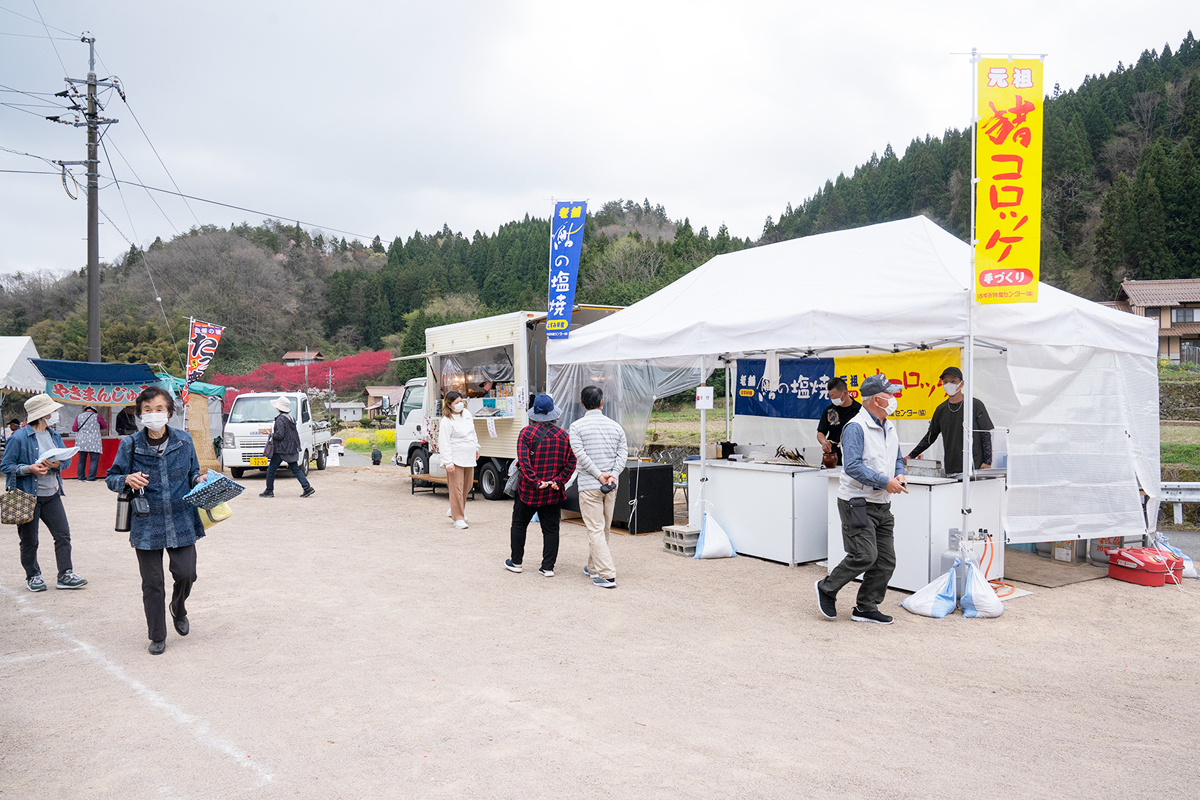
[{"left": 221, "top": 391, "right": 332, "bottom": 478}]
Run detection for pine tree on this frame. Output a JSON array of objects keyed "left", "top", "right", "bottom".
[
  {"left": 1181, "top": 76, "right": 1200, "bottom": 141},
  {"left": 1094, "top": 174, "right": 1132, "bottom": 296}
]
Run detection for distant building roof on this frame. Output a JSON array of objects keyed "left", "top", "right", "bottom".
[
  {"left": 327, "top": 402, "right": 365, "bottom": 409},
  {"left": 1097, "top": 300, "right": 1131, "bottom": 313},
  {"left": 282, "top": 350, "right": 325, "bottom": 361},
  {"left": 1118, "top": 279, "right": 1200, "bottom": 308}
]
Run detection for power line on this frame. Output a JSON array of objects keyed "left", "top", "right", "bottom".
[
  {"left": 0, "top": 3, "right": 75, "bottom": 35},
  {"left": 107, "top": 177, "right": 375, "bottom": 239},
  {"left": 29, "top": 0, "right": 67, "bottom": 75},
  {"left": 0, "top": 29, "right": 75, "bottom": 39},
  {"left": 0, "top": 168, "right": 57, "bottom": 174}
]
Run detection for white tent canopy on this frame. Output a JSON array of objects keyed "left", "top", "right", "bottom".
[
  {"left": 547, "top": 217, "right": 1161, "bottom": 542},
  {"left": 0, "top": 336, "right": 45, "bottom": 393}
]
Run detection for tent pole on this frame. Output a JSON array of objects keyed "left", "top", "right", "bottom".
[
  {"left": 961, "top": 47, "right": 980, "bottom": 539},
  {"left": 696, "top": 356, "right": 707, "bottom": 529},
  {"left": 724, "top": 363, "right": 731, "bottom": 441}
]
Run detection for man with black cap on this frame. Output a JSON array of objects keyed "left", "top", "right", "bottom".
[
  {"left": 816, "top": 373, "right": 906, "bottom": 624},
  {"left": 907, "top": 366, "right": 993, "bottom": 475}
]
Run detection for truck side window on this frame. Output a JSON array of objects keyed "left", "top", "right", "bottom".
[
  {"left": 302, "top": 399, "right": 311, "bottom": 423},
  {"left": 401, "top": 386, "right": 424, "bottom": 424}
]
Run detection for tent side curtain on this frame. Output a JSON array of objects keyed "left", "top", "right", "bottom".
[
  {"left": 1004, "top": 345, "right": 1156, "bottom": 543},
  {"left": 30, "top": 359, "right": 159, "bottom": 385},
  {"left": 549, "top": 357, "right": 710, "bottom": 449},
  {"left": 156, "top": 373, "right": 227, "bottom": 399},
  {"left": 0, "top": 336, "right": 45, "bottom": 393}
]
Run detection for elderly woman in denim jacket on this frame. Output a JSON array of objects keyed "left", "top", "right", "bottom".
[
  {"left": 1, "top": 393, "right": 87, "bottom": 593},
  {"left": 106, "top": 386, "right": 207, "bottom": 656}
]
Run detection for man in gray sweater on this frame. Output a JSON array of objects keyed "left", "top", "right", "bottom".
[{"left": 569, "top": 386, "right": 627, "bottom": 588}]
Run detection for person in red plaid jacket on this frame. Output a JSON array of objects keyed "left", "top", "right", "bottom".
[{"left": 505, "top": 394, "right": 576, "bottom": 578}]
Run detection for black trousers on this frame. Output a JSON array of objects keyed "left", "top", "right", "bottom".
[
  {"left": 76, "top": 451, "right": 101, "bottom": 480},
  {"left": 265, "top": 454, "right": 311, "bottom": 492},
  {"left": 135, "top": 545, "right": 197, "bottom": 642},
  {"left": 819, "top": 498, "right": 896, "bottom": 614},
  {"left": 17, "top": 494, "right": 72, "bottom": 579},
  {"left": 510, "top": 498, "right": 561, "bottom": 572}
]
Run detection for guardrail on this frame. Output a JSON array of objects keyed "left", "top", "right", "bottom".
[{"left": 1162, "top": 481, "right": 1200, "bottom": 525}]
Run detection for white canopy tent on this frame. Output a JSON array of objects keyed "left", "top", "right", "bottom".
[
  {"left": 547, "top": 216, "right": 1160, "bottom": 543},
  {"left": 0, "top": 336, "right": 45, "bottom": 393}
]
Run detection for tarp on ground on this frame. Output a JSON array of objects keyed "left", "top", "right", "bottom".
[
  {"left": 546, "top": 216, "right": 1161, "bottom": 543},
  {"left": 0, "top": 336, "right": 45, "bottom": 393}
]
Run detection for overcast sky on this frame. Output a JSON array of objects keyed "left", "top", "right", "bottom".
[{"left": 1, "top": 1, "right": 1194, "bottom": 275}]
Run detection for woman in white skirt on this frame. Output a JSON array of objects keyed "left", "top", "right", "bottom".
[{"left": 438, "top": 390, "right": 479, "bottom": 529}]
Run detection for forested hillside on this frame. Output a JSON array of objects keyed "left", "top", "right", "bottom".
[{"left": 2, "top": 33, "right": 1196, "bottom": 393}]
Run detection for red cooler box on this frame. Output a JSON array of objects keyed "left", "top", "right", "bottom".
[{"left": 1107, "top": 547, "right": 1172, "bottom": 587}]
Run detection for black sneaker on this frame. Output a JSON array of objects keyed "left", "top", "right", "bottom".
[
  {"left": 148, "top": 640, "right": 166, "bottom": 655},
  {"left": 538, "top": 568, "right": 555, "bottom": 577},
  {"left": 56, "top": 571, "right": 88, "bottom": 589},
  {"left": 851, "top": 607, "right": 894, "bottom": 625},
  {"left": 301, "top": 487, "right": 315, "bottom": 498},
  {"left": 815, "top": 580, "right": 836, "bottom": 619},
  {"left": 504, "top": 559, "right": 522, "bottom": 573},
  {"left": 258, "top": 491, "right": 274, "bottom": 498},
  {"left": 28, "top": 574, "right": 46, "bottom": 592}
]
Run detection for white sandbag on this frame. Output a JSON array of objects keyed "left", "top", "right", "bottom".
[
  {"left": 694, "top": 511, "right": 737, "bottom": 559},
  {"left": 900, "top": 567, "right": 958, "bottom": 618},
  {"left": 1152, "top": 535, "right": 1198, "bottom": 579},
  {"left": 961, "top": 562, "right": 1005, "bottom": 618}
]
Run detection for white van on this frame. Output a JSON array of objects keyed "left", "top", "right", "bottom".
[
  {"left": 221, "top": 391, "right": 332, "bottom": 478},
  {"left": 394, "top": 307, "right": 620, "bottom": 499}
]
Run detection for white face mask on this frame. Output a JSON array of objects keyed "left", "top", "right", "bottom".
[
  {"left": 46, "top": 411, "right": 60, "bottom": 427},
  {"left": 882, "top": 396, "right": 898, "bottom": 416},
  {"left": 141, "top": 412, "right": 169, "bottom": 431},
  {"left": 452, "top": 401, "right": 465, "bottom": 413},
  {"left": 943, "top": 383, "right": 961, "bottom": 397}
]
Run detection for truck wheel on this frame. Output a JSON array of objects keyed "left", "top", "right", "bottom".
[
  {"left": 301, "top": 450, "right": 310, "bottom": 476},
  {"left": 410, "top": 448, "right": 430, "bottom": 487},
  {"left": 230, "top": 468, "right": 245, "bottom": 479},
  {"left": 479, "top": 461, "right": 504, "bottom": 501},
  {"left": 316, "top": 448, "right": 327, "bottom": 470}
]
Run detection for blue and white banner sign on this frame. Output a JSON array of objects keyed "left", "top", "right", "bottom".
[
  {"left": 546, "top": 200, "right": 587, "bottom": 339},
  {"left": 734, "top": 358, "right": 836, "bottom": 419}
]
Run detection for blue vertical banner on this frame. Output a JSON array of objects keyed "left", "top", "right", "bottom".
[{"left": 546, "top": 200, "right": 587, "bottom": 338}]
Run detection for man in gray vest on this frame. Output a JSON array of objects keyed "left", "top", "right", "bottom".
[{"left": 816, "top": 374, "right": 907, "bottom": 624}]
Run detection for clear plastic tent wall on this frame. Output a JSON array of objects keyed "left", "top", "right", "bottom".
[
  {"left": 1004, "top": 345, "right": 1160, "bottom": 542},
  {"left": 548, "top": 357, "right": 708, "bottom": 449}
]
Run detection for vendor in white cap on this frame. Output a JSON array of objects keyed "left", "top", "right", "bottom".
[
  {"left": 259, "top": 396, "right": 314, "bottom": 498},
  {"left": 0, "top": 393, "right": 87, "bottom": 592},
  {"left": 815, "top": 373, "right": 906, "bottom": 625}
]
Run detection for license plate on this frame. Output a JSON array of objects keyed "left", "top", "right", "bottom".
[{"left": 249, "top": 457, "right": 268, "bottom": 467}]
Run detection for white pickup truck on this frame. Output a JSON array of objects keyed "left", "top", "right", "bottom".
[{"left": 220, "top": 391, "right": 332, "bottom": 478}]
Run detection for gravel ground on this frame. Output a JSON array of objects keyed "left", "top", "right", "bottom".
[{"left": 1, "top": 465, "right": 1198, "bottom": 799}]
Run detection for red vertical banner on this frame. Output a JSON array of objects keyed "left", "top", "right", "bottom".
[{"left": 184, "top": 320, "right": 225, "bottom": 403}]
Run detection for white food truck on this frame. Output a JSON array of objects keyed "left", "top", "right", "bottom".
[
  {"left": 393, "top": 307, "right": 620, "bottom": 499},
  {"left": 220, "top": 391, "right": 333, "bottom": 478}
]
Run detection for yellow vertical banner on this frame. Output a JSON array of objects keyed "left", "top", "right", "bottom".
[{"left": 975, "top": 58, "right": 1043, "bottom": 304}]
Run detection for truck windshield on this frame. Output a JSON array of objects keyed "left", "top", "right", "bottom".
[{"left": 228, "top": 397, "right": 288, "bottom": 423}]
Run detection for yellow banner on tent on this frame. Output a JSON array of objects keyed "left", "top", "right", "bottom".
[
  {"left": 838, "top": 348, "right": 960, "bottom": 421},
  {"left": 975, "top": 58, "right": 1043, "bottom": 304}
]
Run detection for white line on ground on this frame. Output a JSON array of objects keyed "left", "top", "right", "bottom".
[{"left": 0, "top": 581, "right": 274, "bottom": 787}]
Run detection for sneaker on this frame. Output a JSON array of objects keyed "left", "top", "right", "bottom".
[
  {"left": 851, "top": 607, "right": 894, "bottom": 625},
  {"left": 446, "top": 508, "right": 452, "bottom": 517},
  {"left": 259, "top": 491, "right": 274, "bottom": 498},
  {"left": 592, "top": 577, "right": 616, "bottom": 589},
  {"left": 583, "top": 565, "right": 597, "bottom": 579},
  {"left": 815, "top": 580, "right": 836, "bottom": 619},
  {"left": 56, "top": 571, "right": 88, "bottom": 590},
  {"left": 504, "top": 559, "right": 523, "bottom": 573},
  {"left": 27, "top": 574, "right": 46, "bottom": 592},
  {"left": 454, "top": 519, "right": 469, "bottom": 530},
  {"left": 539, "top": 568, "right": 555, "bottom": 577},
  {"left": 148, "top": 640, "right": 166, "bottom": 655},
  {"left": 301, "top": 487, "right": 315, "bottom": 498}
]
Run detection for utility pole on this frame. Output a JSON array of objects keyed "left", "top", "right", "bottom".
[{"left": 49, "top": 34, "right": 118, "bottom": 363}]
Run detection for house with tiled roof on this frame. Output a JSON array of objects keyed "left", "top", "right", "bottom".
[
  {"left": 1102, "top": 279, "right": 1200, "bottom": 361},
  {"left": 363, "top": 385, "right": 405, "bottom": 418},
  {"left": 282, "top": 350, "right": 325, "bottom": 366}
]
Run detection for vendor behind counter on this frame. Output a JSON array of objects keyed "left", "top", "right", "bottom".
[{"left": 906, "top": 366, "right": 993, "bottom": 475}]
